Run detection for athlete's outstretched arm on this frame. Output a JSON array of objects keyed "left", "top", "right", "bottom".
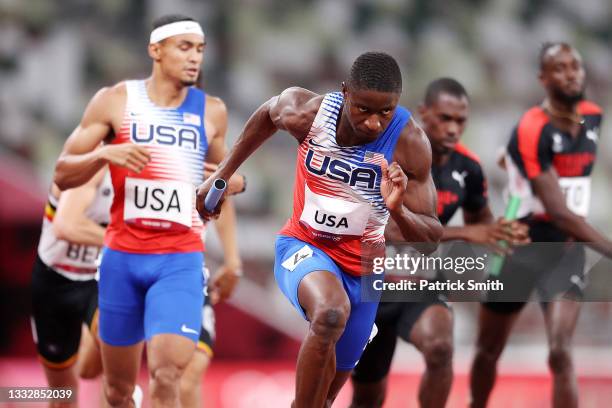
[
  {"left": 533, "top": 170, "right": 612, "bottom": 258},
  {"left": 196, "top": 87, "right": 320, "bottom": 218},
  {"left": 54, "top": 85, "right": 150, "bottom": 190},
  {"left": 53, "top": 168, "right": 107, "bottom": 247},
  {"left": 390, "top": 118, "right": 443, "bottom": 250}
]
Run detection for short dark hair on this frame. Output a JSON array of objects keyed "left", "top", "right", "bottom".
[
  {"left": 539, "top": 41, "right": 572, "bottom": 70},
  {"left": 346, "top": 52, "right": 402, "bottom": 93},
  {"left": 152, "top": 14, "right": 195, "bottom": 30},
  {"left": 424, "top": 77, "right": 468, "bottom": 106}
]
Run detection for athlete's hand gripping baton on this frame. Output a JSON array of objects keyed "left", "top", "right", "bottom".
[
  {"left": 204, "top": 179, "right": 227, "bottom": 212},
  {"left": 489, "top": 195, "right": 522, "bottom": 277}
]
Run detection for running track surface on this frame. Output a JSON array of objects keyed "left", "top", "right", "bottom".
[{"left": 1, "top": 358, "right": 611, "bottom": 407}]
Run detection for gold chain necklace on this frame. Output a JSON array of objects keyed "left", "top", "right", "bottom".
[{"left": 541, "top": 99, "right": 585, "bottom": 125}]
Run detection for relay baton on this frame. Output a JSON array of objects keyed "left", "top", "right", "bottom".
[
  {"left": 489, "top": 195, "right": 521, "bottom": 277},
  {"left": 204, "top": 179, "right": 227, "bottom": 212}
]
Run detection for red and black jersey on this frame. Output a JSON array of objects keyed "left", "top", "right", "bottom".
[
  {"left": 433, "top": 143, "right": 488, "bottom": 225},
  {"left": 506, "top": 100, "right": 602, "bottom": 220}
]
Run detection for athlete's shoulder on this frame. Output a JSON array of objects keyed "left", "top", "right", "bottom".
[
  {"left": 518, "top": 105, "right": 548, "bottom": 127},
  {"left": 204, "top": 94, "right": 228, "bottom": 117},
  {"left": 454, "top": 143, "right": 481, "bottom": 165},
  {"left": 101, "top": 81, "right": 128, "bottom": 98},
  {"left": 278, "top": 87, "right": 323, "bottom": 110},
  {"left": 515, "top": 105, "right": 549, "bottom": 141},
  {"left": 577, "top": 100, "right": 603, "bottom": 116},
  {"left": 271, "top": 87, "right": 323, "bottom": 136},
  {"left": 89, "top": 82, "right": 127, "bottom": 108},
  {"left": 81, "top": 82, "right": 127, "bottom": 123},
  {"left": 394, "top": 117, "right": 432, "bottom": 176},
  {"left": 395, "top": 104, "right": 412, "bottom": 117},
  {"left": 403, "top": 117, "right": 428, "bottom": 144}
]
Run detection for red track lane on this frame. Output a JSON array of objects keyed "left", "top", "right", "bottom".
[{"left": 1, "top": 359, "right": 611, "bottom": 407}]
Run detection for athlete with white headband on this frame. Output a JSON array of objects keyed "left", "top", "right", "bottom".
[
  {"left": 53, "top": 14, "right": 242, "bottom": 407},
  {"left": 149, "top": 20, "right": 205, "bottom": 44}
]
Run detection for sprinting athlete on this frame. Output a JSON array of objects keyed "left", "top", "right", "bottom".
[
  {"left": 30, "top": 168, "right": 111, "bottom": 408},
  {"left": 53, "top": 14, "right": 240, "bottom": 407},
  {"left": 350, "top": 78, "right": 528, "bottom": 408},
  {"left": 470, "top": 42, "right": 612, "bottom": 408},
  {"left": 197, "top": 52, "right": 443, "bottom": 408}
]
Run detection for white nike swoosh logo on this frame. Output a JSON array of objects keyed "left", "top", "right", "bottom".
[{"left": 180, "top": 324, "right": 198, "bottom": 335}]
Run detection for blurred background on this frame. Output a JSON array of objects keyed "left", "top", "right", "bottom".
[{"left": 1, "top": 0, "right": 611, "bottom": 406}]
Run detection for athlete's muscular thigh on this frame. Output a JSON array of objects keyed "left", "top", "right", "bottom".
[{"left": 147, "top": 334, "right": 195, "bottom": 378}]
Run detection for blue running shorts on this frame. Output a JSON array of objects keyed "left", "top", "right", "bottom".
[
  {"left": 98, "top": 247, "right": 205, "bottom": 346},
  {"left": 274, "top": 235, "right": 381, "bottom": 370}
]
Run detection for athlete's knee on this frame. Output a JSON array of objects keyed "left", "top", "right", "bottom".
[
  {"left": 422, "top": 337, "right": 453, "bottom": 369},
  {"left": 78, "top": 364, "right": 100, "bottom": 380},
  {"left": 78, "top": 354, "right": 102, "bottom": 380},
  {"left": 179, "top": 361, "right": 204, "bottom": 397},
  {"left": 310, "top": 303, "right": 350, "bottom": 341},
  {"left": 151, "top": 363, "right": 183, "bottom": 395},
  {"left": 548, "top": 344, "right": 573, "bottom": 374},
  {"left": 350, "top": 396, "right": 384, "bottom": 408},
  {"left": 104, "top": 378, "right": 134, "bottom": 407},
  {"left": 473, "top": 341, "right": 503, "bottom": 367}
]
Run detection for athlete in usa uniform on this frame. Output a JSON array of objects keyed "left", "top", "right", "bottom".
[
  {"left": 53, "top": 15, "right": 241, "bottom": 407},
  {"left": 470, "top": 43, "right": 612, "bottom": 408},
  {"left": 197, "top": 52, "right": 442, "bottom": 408}
]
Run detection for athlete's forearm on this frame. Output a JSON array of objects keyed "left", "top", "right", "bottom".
[
  {"left": 215, "top": 101, "right": 278, "bottom": 181},
  {"left": 213, "top": 199, "right": 242, "bottom": 269},
  {"left": 54, "top": 218, "right": 106, "bottom": 247},
  {"left": 443, "top": 209, "right": 495, "bottom": 242},
  {"left": 441, "top": 226, "right": 472, "bottom": 242},
  {"left": 550, "top": 212, "right": 612, "bottom": 258},
  {"left": 389, "top": 207, "right": 443, "bottom": 252},
  {"left": 54, "top": 149, "right": 107, "bottom": 191}
]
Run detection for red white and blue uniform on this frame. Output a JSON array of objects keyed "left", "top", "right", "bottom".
[
  {"left": 99, "top": 80, "right": 207, "bottom": 345},
  {"left": 274, "top": 92, "right": 411, "bottom": 369}
]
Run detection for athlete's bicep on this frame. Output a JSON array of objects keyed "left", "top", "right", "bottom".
[
  {"left": 403, "top": 174, "right": 438, "bottom": 218},
  {"left": 394, "top": 119, "right": 437, "bottom": 217}
]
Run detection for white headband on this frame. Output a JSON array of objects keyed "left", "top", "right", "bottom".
[{"left": 150, "top": 21, "right": 204, "bottom": 44}]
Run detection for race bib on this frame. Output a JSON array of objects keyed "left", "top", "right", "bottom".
[
  {"left": 558, "top": 177, "right": 591, "bottom": 217},
  {"left": 506, "top": 154, "right": 591, "bottom": 218},
  {"left": 300, "top": 184, "right": 370, "bottom": 237},
  {"left": 124, "top": 178, "right": 193, "bottom": 230}
]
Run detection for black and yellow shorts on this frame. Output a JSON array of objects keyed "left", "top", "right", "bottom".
[{"left": 30, "top": 255, "right": 97, "bottom": 369}]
